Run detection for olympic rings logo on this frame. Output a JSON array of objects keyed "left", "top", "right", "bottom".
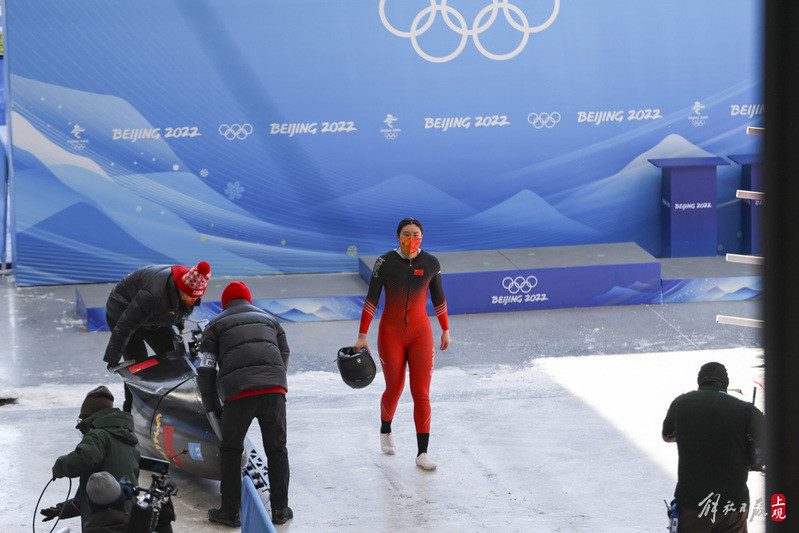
[
  {"left": 502, "top": 275, "right": 538, "bottom": 294},
  {"left": 527, "top": 112, "right": 561, "bottom": 129},
  {"left": 218, "top": 123, "right": 253, "bottom": 140},
  {"left": 379, "top": 0, "right": 560, "bottom": 63}
]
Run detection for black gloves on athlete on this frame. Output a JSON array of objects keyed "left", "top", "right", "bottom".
[{"left": 41, "top": 500, "right": 80, "bottom": 521}]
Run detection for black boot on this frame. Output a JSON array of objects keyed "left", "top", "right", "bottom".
[
  {"left": 272, "top": 506, "right": 294, "bottom": 525},
  {"left": 208, "top": 508, "right": 241, "bottom": 527}
]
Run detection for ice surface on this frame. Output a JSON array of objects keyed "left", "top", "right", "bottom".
[
  {"left": 0, "top": 348, "right": 766, "bottom": 532},
  {"left": 0, "top": 277, "right": 765, "bottom": 531}
]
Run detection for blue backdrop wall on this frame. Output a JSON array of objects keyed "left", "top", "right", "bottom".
[{"left": 4, "top": 0, "right": 763, "bottom": 285}]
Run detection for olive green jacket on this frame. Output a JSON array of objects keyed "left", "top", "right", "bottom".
[{"left": 53, "top": 407, "right": 140, "bottom": 526}]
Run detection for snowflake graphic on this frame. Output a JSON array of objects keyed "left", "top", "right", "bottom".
[
  {"left": 225, "top": 181, "right": 244, "bottom": 200},
  {"left": 200, "top": 168, "right": 209, "bottom": 178}
]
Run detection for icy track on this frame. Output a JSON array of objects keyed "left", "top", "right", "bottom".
[{"left": 1, "top": 347, "right": 765, "bottom": 532}]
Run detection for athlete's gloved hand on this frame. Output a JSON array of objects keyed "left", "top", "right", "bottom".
[
  {"left": 41, "top": 500, "right": 80, "bottom": 521},
  {"left": 103, "top": 344, "right": 124, "bottom": 367},
  {"left": 40, "top": 505, "right": 60, "bottom": 521},
  {"left": 172, "top": 325, "right": 184, "bottom": 345},
  {"left": 210, "top": 399, "right": 223, "bottom": 419}
]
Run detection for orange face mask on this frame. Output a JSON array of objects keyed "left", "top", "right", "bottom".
[{"left": 399, "top": 236, "right": 422, "bottom": 255}]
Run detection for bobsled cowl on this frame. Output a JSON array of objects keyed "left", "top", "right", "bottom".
[{"left": 114, "top": 346, "right": 232, "bottom": 480}]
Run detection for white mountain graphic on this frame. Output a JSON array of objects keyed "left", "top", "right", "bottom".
[
  {"left": 555, "top": 134, "right": 716, "bottom": 239},
  {"left": 460, "top": 189, "right": 601, "bottom": 246},
  {"left": 316, "top": 174, "right": 476, "bottom": 219}
]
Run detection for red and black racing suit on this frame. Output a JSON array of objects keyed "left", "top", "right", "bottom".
[{"left": 359, "top": 249, "right": 448, "bottom": 433}]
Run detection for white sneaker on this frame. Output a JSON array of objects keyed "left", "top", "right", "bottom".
[
  {"left": 415, "top": 452, "right": 437, "bottom": 470},
  {"left": 380, "top": 433, "right": 395, "bottom": 455}
]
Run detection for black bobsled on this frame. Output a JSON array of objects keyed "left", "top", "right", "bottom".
[{"left": 113, "top": 322, "right": 269, "bottom": 489}]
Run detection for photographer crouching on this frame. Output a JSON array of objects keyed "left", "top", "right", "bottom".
[
  {"left": 39, "top": 386, "right": 176, "bottom": 531},
  {"left": 40, "top": 386, "right": 140, "bottom": 528}
]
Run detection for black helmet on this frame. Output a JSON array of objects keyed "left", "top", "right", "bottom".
[{"left": 336, "top": 347, "right": 376, "bottom": 389}]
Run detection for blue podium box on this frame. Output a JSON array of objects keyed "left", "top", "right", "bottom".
[
  {"left": 728, "top": 154, "right": 762, "bottom": 256},
  {"left": 649, "top": 157, "right": 730, "bottom": 257}
]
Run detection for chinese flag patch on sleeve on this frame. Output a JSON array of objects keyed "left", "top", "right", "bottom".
[{"left": 414, "top": 269, "right": 424, "bottom": 276}]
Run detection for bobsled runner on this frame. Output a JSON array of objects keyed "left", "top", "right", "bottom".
[{"left": 112, "top": 323, "right": 269, "bottom": 490}]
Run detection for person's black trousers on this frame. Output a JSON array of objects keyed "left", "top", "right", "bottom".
[
  {"left": 219, "top": 392, "right": 289, "bottom": 514},
  {"left": 105, "top": 314, "right": 178, "bottom": 412}
]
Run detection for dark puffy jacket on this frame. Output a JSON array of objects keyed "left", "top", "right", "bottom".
[
  {"left": 83, "top": 509, "right": 129, "bottom": 532},
  {"left": 198, "top": 299, "right": 290, "bottom": 403},
  {"left": 52, "top": 408, "right": 140, "bottom": 527},
  {"left": 105, "top": 265, "right": 196, "bottom": 362}
]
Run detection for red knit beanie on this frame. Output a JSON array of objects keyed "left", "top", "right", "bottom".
[
  {"left": 172, "top": 262, "right": 211, "bottom": 298},
  {"left": 221, "top": 281, "right": 252, "bottom": 309}
]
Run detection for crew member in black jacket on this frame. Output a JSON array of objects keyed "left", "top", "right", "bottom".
[
  {"left": 103, "top": 261, "right": 211, "bottom": 411},
  {"left": 662, "top": 362, "right": 764, "bottom": 532},
  {"left": 198, "top": 281, "right": 292, "bottom": 527}
]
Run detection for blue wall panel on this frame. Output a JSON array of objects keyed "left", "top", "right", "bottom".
[{"left": 4, "top": 0, "right": 763, "bottom": 285}]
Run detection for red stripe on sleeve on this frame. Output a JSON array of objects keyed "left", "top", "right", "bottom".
[
  {"left": 359, "top": 299, "right": 376, "bottom": 334},
  {"left": 435, "top": 302, "right": 449, "bottom": 331}
]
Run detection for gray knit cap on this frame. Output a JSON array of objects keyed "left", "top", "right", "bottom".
[{"left": 86, "top": 471, "right": 122, "bottom": 506}]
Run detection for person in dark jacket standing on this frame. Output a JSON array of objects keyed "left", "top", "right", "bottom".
[
  {"left": 662, "top": 362, "right": 764, "bottom": 532},
  {"left": 104, "top": 261, "right": 211, "bottom": 411},
  {"left": 40, "top": 386, "right": 140, "bottom": 528},
  {"left": 198, "top": 281, "right": 292, "bottom": 527}
]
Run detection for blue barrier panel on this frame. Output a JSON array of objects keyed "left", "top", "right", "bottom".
[
  {"left": 661, "top": 276, "right": 762, "bottom": 303},
  {"left": 242, "top": 475, "right": 276, "bottom": 533},
  {"left": 77, "top": 296, "right": 372, "bottom": 331},
  {"left": 75, "top": 288, "right": 89, "bottom": 330},
  {"left": 0, "top": 129, "right": 6, "bottom": 266},
  {"left": 729, "top": 154, "right": 763, "bottom": 256},
  {"left": 442, "top": 262, "right": 663, "bottom": 312}
]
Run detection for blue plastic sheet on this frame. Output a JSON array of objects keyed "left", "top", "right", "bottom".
[{"left": 241, "top": 475, "right": 276, "bottom": 533}]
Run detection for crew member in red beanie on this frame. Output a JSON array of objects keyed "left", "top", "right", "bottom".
[
  {"left": 104, "top": 262, "right": 211, "bottom": 411},
  {"left": 198, "top": 281, "right": 293, "bottom": 527},
  {"left": 219, "top": 280, "right": 251, "bottom": 309}
]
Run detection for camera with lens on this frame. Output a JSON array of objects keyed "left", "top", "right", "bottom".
[
  {"left": 182, "top": 319, "right": 207, "bottom": 359},
  {"left": 122, "top": 457, "right": 177, "bottom": 533},
  {"left": 171, "top": 320, "right": 206, "bottom": 360},
  {"left": 187, "top": 324, "right": 203, "bottom": 359}
]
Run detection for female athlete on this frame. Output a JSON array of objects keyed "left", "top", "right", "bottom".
[{"left": 354, "top": 217, "right": 450, "bottom": 470}]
